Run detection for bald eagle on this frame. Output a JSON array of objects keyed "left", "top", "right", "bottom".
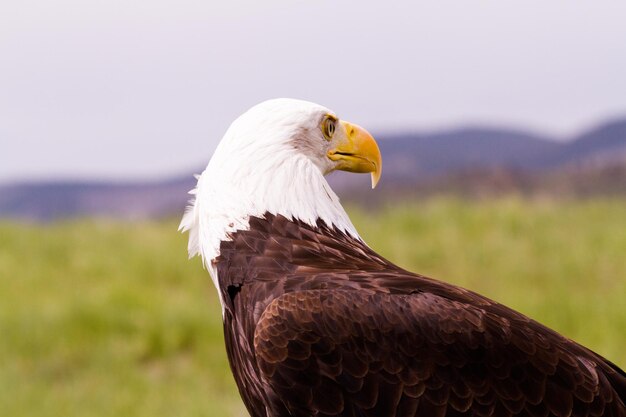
[{"left": 180, "top": 99, "right": 625, "bottom": 417}]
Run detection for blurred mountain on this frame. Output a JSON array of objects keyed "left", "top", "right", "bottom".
[
  {"left": 2, "top": 118, "right": 625, "bottom": 220},
  {"left": 549, "top": 119, "right": 626, "bottom": 166},
  {"left": 375, "top": 118, "right": 626, "bottom": 180},
  {"left": 377, "top": 129, "right": 559, "bottom": 177},
  {"left": 0, "top": 178, "right": 192, "bottom": 221}
]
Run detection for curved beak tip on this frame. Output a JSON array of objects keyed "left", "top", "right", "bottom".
[{"left": 371, "top": 170, "right": 381, "bottom": 189}]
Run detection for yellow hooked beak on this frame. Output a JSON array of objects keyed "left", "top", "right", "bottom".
[{"left": 327, "top": 121, "right": 382, "bottom": 188}]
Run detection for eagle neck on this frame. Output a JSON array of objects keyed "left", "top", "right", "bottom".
[{"left": 180, "top": 151, "right": 360, "bottom": 299}]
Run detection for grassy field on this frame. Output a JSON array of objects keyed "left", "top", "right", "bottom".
[{"left": 1, "top": 198, "right": 625, "bottom": 417}]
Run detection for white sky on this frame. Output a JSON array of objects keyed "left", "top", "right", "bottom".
[{"left": 1, "top": 0, "right": 626, "bottom": 182}]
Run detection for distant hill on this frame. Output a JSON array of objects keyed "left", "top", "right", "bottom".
[
  {"left": 550, "top": 119, "right": 626, "bottom": 166},
  {"left": 2, "top": 118, "right": 625, "bottom": 220},
  {"left": 0, "top": 178, "right": 192, "bottom": 221},
  {"left": 375, "top": 118, "right": 626, "bottom": 180},
  {"left": 378, "top": 128, "right": 559, "bottom": 177}
]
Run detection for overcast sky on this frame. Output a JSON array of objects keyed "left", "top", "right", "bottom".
[{"left": 1, "top": 0, "right": 626, "bottom": 183}]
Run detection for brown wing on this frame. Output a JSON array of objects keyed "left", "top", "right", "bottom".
[{"left": 254, "top": 288, "right": 626, "bottom": 417}]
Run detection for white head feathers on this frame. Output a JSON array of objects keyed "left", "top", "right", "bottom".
[{"left": 179, "top": 99, "right": 364, "bottom": 289}]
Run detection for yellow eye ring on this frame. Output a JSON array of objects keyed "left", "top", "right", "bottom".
[{"left": 322, "top": 115, "right": 337, "bottom": 140}]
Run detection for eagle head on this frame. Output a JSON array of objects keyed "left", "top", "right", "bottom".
[{"left": 180, "top": 98, "right": 381, "bottom": 285}]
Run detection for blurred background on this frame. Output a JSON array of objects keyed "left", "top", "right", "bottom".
[{"left": 1, "top": 1, "right": 625, "bottom": 416}]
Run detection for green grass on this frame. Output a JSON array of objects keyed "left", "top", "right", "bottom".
[{"left": 0, "top": 198, "right": 625, "bottom": 416}]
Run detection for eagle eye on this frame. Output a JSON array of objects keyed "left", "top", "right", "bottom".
[{"left": 322, "top": 116, "right": 337, "bottom": 141}]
